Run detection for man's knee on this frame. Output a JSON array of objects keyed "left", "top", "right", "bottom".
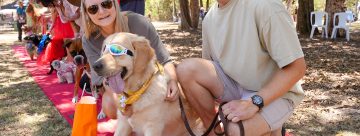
[{"left": 176, "top": 58, "right": 201, "bottom": 81}]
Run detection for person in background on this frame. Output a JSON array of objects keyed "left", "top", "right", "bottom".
[
  {"left": 37, "top": 7, "right": 74, "bottom": 69},
  {"left": 176, "top": 0, "right": 306, "bottom": 135},
  {"left": 16, "top": 0, "right": 26, "bottom": 42},
  {"left": 120, "top": 0, "right": 145, "bottom": 15},
  {"left": 25, "top": 2, "right": 42, "bottom": 34},
  {"left": 53, "top": 0, "right": 83, "bottom": 38}
]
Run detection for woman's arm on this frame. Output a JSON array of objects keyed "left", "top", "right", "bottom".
[
  {"left": 48, "top": 8, "right": 57, "bottom": 34},
  {"left": 163, "top": 62, "right": 179, "bottom": 101}
]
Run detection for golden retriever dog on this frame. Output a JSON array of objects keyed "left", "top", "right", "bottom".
[{"left": 93, "top": 33, "right": 203, "bottom": 136}]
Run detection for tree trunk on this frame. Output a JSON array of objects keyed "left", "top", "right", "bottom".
[
  {"left": 200, "top": 0, "right": 203, "bottom": 8},
  {"left": 355, "top": 0, "right": 359, "bottom": 15},
  {"left": 325, "top": 0, "right": 346, "bottom": 36},
  {"left": 190, "top": 0, "right": 200, "bottom": 29},
  {"left": 179, "top": 0, "right": 192, "bottom": 30},
  {"left": 296, "top": 0, "right": 314, "bottom": 35},
  {"left": 206, "top": 0, "right": 210, "bottom": 11},
  {"left": 173, "top": 0, "right": 177, "bottom": 18}
]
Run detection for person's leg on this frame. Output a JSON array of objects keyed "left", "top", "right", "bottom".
[
  {"left": 176, "top": 58, "right": 224, "bottom": 135},
  {"left": 226, "top": 97, "right": 294, "bottom": 136},
  {"left": 17, "top": 22, "right": 22, "bottom": 41}
]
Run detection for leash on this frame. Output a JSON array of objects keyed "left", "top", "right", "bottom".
[
  {"left": 179, "top": 98, "right": 245, "bottom": 136},
  {"left": 179, "top": 97, "right": 219, "bottom": 136}
]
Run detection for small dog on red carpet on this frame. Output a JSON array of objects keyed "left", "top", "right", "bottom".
[
  {"left": 64, "top": 38, "right": 106, "bottom": 119},
  {"left": 51, "top": 60, "right": 76, "bottom": 84},
  {"left": 23, "top": 34, "right": 41, "bottom": 60}
]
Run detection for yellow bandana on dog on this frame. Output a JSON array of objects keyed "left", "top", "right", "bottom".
[{"left": 118, "top": 61, "right": 164, "bottom": 113}]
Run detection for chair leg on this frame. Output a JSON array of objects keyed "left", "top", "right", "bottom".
[
  {"left": 346, "top": 29, "right": 350, "bottom": 41},
  {"left": 324, "top": 27, "right": 328, "bottom": 38},
  {"left": 331, "top": 28, "right": 336, "bottom": 39},
  {"left": 310, "top": 27, "right": 315, "bottom": 39}
]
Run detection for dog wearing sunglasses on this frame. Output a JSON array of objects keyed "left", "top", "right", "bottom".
[
  {"left": 64, "top": 38, "right": 106, "bottom": 119},
  {"left": 93, "top": 33, "right": 203, "bottom": 136}
]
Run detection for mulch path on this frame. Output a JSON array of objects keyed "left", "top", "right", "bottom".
[{"left": 156, "top": 22, "right": 360, "bottom": 135}]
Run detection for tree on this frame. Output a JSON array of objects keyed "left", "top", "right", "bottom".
[
  {"left": 325, "top": 0, "right": 346, "bottom": 36},
  {"left": 190, "top": 0, "right": 200, "bottom": 29},
  {"left": 206, "top": 0, "right": 210, "bottom": 11},
  {"left": 296, "top": 0, "right": 314, "bottom": 35},
  {"left": 179, "top": 0, "right": 192, "bottom": 30}
]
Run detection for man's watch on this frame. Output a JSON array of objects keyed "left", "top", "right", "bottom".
[{"left": 251, "top": 95, "right": 264, "bottom": 110}]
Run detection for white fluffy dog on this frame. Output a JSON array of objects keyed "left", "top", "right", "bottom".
[{"left": 51, "top": 60, "right": 76, "bottom": 84}]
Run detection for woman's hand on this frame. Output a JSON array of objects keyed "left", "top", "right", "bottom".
[
  {"left": 222, "top": 99, "right": 259, "bottom": 122},
  {"left": 165, "top": 79, "right": 179, "bottom": 101}
]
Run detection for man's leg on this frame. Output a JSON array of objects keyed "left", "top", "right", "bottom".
[
  {"left": 17, "top": 22, "right": 22, "bottom": 41},
  {"left": 176, "top": 58, "right": 224, "bottom": 135},
  {"left": 226, "top": 113, "right": 271, "bottom": 136},
  {"left": 226, "top": 97, "right": 293, "bottom": 136}
]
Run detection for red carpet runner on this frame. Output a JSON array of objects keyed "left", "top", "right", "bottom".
[{"left": 12, "top": 45, "right": 117, "bottom": 136}]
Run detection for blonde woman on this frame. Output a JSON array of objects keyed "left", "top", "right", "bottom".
[{"left": 79, "top": 0, "right": 179, "bottom": 119}]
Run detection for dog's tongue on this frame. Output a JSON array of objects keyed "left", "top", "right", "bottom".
[{"left": 108, "top": 73, "right": 125, "bottom": 94}]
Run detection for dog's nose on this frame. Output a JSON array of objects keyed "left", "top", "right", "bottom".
[
  {"left": 74, "top": 55, "right": 84, "bottom": 66},
  {"left": 93, "top": 61, "right": 103, "bottom": 72}
]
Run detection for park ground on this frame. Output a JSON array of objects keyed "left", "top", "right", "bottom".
[{"left": 0, "top": 21, "right": 359, "bottom": 136}]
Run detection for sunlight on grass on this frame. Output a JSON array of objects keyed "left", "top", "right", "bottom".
[
  {"left": 19, "top": 113, "right": 47, "bottom": 125},
  {"left": 336, "top": 131, "right": 359, "bottom": 136}
]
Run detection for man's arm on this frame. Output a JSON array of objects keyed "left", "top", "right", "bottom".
[
  {"left": 258, "top": 57, "right": 306, "bottom": 107},
  {"left": 223, "top": 57, "right": 306, "bottom": 122}
]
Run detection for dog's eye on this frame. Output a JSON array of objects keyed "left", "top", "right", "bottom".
[{"left": 70, "top": 51, "right": 77, "bottom": 57}]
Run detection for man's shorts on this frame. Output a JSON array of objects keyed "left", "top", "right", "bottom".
[{"left": 212, "top": 61, "right": 294, "bottom": 130}]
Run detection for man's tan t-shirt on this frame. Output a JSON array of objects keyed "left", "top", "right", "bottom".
[{"left": 202, "top": 0, "right": 305, "bottom": 106}]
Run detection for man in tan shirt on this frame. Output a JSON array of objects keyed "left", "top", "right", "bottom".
[{"left": 177, "top": 0, "right": 306, "bottom": 135}]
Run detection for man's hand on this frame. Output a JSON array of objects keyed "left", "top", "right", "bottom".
[
  {"left": 222, "top": 99, "right": 260, "bottom": 122},
  {"left": 165, "top": 79, "right": 179, "bottom": 101}
]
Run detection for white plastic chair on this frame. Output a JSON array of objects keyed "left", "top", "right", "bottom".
[
  {"left": 345, "top": 10, "right": 355, "bottom": 25},
  {"left": 310, "top": 11, "right": 329, "bottom": 39},
  {"left": 331, "top": 12, "right": 350, "bottom": 41}
]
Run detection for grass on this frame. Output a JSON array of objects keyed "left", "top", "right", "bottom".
[{"left": 0, "top": 43, "right": 71, "bottom": 136}]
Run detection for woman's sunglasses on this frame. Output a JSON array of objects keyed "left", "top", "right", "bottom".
[
  {"left": 103, "top": 44, "right": 133, "bottom": 56},
  {"left": 86, "top": 0, "right": 113, "bottom": 15}
]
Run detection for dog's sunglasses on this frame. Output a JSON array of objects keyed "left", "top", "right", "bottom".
[
  {"left": 104, "top": 44, "right": 133, "bottom": 56},
  {"left": 86, "top": 0, "right": 113, "bottom": 15}
]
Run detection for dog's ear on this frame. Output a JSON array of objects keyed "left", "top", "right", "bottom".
[
  {"left": 132, "top": 38, "right": 155, "bottom": 74},
  {"left": 63, "top": 39, "right": 73, "bottom": 48}
]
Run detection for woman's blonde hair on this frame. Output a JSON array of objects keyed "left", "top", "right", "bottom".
[{"left": 80, "top": 0, "right": 129, "bottom": 39}]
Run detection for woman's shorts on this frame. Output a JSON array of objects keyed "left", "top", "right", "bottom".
[{"left": 212, "top": 61, "right": 294, "bottom": 130}]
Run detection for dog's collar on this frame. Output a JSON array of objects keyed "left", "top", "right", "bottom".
[{"left": 118, "top": 61, "right": 164, "bottom": 113}]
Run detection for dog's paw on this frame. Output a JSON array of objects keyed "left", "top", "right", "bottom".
[
  {"left": 72, "top": 97, "right": 78, "bottom": 103},
  {"left": 97, "top": 110, "right": 106, "bottom": 120}
]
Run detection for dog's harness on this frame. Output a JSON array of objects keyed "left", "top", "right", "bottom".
[{"left": 118, "top": 61, "right": 164, "bottom": 113}]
